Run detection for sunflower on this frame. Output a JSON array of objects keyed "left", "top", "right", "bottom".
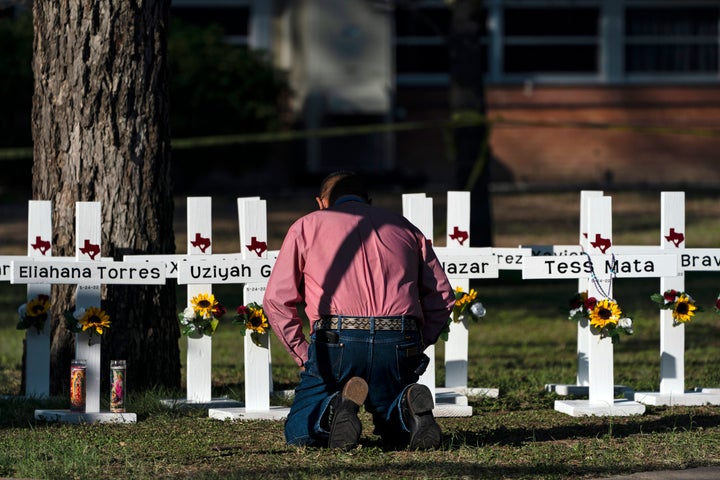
[
  {"left": 588, "top": 299, "right": 622, "bottom": 331},
  {"left": 17, "top": 294, "right": 51, "bottom": 332},
  {"left": 26, "top": 295, "right": 50, "bottom": 317},
  {"left": 454, "top": 287, "right": 478, "bottom": 310},
  {"left": 672, "top": 294, "right": 697, "bottom": 324},
  {"left": 78, "top": 307, "right": 111, "bottom": 335},
  {"left": 191, "top": 293, "right": 219, "bottom": 319},
  {"left": 246, "top": 306, "right": 269, "bottom": 334}
]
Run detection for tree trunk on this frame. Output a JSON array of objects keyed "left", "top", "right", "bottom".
[
  {"left": 31, "top": 0, "right": 180, "bottom": 395},
  {"left": 449, "top": 0, "right": 493, "bottom": 247}
]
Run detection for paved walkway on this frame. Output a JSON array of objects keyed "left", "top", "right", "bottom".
[{"left": 593, "top": 466, "right": 720, "bottom": 479}]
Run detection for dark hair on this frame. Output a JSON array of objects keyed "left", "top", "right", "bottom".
[{"left": 319, "top": 171, "right": 369, "bottom": 205}]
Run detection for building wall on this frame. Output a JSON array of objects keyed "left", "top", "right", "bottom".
[
  {"left": 485, "top": 85, "right": 720, "bottom": 187},
  {"left": 168, "top": 0, "right": 720, "bottom": 188}
]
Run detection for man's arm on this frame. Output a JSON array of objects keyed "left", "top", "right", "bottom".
[
  {"left": 418, "top": 237, "right": 456, "bottom": 347},
  {"left": 262, "top": 231, "right": 310, "bottom": 367}
]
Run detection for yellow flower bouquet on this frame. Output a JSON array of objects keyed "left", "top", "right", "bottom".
[
  {"left": 568, "top": 292, "right": 633, "bottom": 343},
  {"left": 66, "top": 306, "right": 111, "bottom": 345},
  {"left": 17, "top": 294, "right": 51, "bottom": 333},
  {"left": 178, "top": 293, "right": 226, "bottom": 337},
  {"left": 233, "top": 302, "right": 269, "bottom": 347},
  {"left": 651, "top": 289, "right": 701, "bottom": 326}
]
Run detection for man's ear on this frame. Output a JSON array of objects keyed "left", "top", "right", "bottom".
[{"left": 315, "top": 196, "right": 328, "bottom": 210}]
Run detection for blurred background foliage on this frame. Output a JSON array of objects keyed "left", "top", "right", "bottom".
[
  {"left": 0, "top": 13, "right": 292, "bottom": 195},
  {"left": 0, "top": 14, "right": 290, "bottom": 147},
  {"left": 0, "top": 13, "right": 33, "bottom": 148},
  {"left": 167, "top": 18, "right": 290, "bottom": 138}
]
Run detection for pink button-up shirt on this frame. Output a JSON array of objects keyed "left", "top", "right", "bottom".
[{"left": 263, "top": 199, "right": 456, "bottom": 367}]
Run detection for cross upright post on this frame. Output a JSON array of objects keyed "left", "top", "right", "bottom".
[
  {"left": 633, "top": 192, "right": 720, "bottom": 406},
  {"left": 178, "top": 197, "right": 242, "bottom": 409},
  {"left": 209, "top": 197, "right": 289, "bottom": 420},
  {"left": 185, "top": 197, "right": 213, "bottom": 404},
  {"left": 523, "top": 195, "right": 674, "bottom": 416},
  {"left": 576, "top": 191, "right": 603, "bottom": 389},
  {"left": 73, "top": 201, "right": 103, "bottom": 414},
  {"left": 24, "top": 200, "right": 53, "bottom": 398},
  {"left": 659, "top": 192, "right": 686, "bottom": 395},
  {"left": 403, "top": 192, "right": 499, "bottom": 417},
  {"left": 402, "top": 193, "right": 438, "bottom": 400},
  {"left": 439, "top": 191, "right": 499, "bottom": 403},
  {"left": 444, "top": 191, "right": 470, "bottom": 390}
]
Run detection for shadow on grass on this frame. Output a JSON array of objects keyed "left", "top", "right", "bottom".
[
  {"left": 175, "top": 458, "right": 704, "bottom": 480},
  {"left": 449, "top": 410, "right": 720, "bottom": 448}
]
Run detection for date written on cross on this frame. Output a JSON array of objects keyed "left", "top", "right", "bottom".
[{"left": 522, "top": 254, "right": 677, "bottom": 279}]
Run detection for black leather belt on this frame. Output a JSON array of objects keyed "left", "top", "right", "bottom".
[{"left": 315, "top": 316, "right": 418, "bottom": 332}]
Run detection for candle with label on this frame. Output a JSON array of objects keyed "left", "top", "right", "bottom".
[
  {"left": 69, "top": 359, "right": 86, "bottom": 412},
  {"left": 110, "top": 360, "right": 126, "bottom": 413}
]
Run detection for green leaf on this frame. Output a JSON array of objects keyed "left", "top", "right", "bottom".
[
  {"left": 650, "top": 293, "right": 664, "bottom": 303},
  {"left": 205, "top": 318, "right": 220, "bottom": 336}
]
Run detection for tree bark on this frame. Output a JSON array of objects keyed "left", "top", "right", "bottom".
[
  {"left": 449, "top": 0, "right": 493, "bottom": 247},
  {"left": 31, "top": 0, "right": 180, "bottom": 395}
]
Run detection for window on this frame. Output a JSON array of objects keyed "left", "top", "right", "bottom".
[
  {"left": 625, "top": 6, "right": 719, "bottom": 73},
  {"left": 503, "top": 7, "right": 600, "bottom": 74},
  {"left": 394, "top": 2, "right": 455, "bottom": 85}
]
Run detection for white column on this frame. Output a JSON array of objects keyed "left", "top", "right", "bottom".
[
  {"left": 402, "top": 194, "right": 435, "bottom": 400},
  {"left": 74, "top": 202, "right": 102, "bottom": 413},
  {"left": 238, "top": 197, "right": 271, "bottom": 412},
  {"left": 577, "top": 191, "right": 603, "bottom": 386},
  {"left": 586, "top": 196, "right": 614, "bottom": 405},
  {"left": 186, "top": 197, "right": 213, "bottom": 403},
  {"left": 444, "top": 191, "right": 470, "bottom": 389},
  {"left": 659, "top": 192, "right": 685, "bottom": 394},
  {"left": 25, "top": 200, "right": 52, "bottom": 398}
]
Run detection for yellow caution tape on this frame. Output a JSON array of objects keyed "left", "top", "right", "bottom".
[{"left": 2, "top": 116, "right": 718, "bottom": 161}]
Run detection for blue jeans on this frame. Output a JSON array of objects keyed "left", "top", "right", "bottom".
[{"left": 284, "top": 322, "right": 425, "bottom": 447}]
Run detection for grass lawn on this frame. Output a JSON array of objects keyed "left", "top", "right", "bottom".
[{"left": 0, "top": 190, "right": 720, "bottom": 479}]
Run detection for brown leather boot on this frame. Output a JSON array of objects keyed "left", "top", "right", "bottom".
[
  {"left": 401, "top": 384, "right": 442, "bottom": 450},
  {"left": 327, "top": 377, "right": 368, "bottom": 450}
]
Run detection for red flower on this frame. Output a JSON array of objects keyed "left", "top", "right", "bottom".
[
  {"left": 584, "top": 297, "right": 598, "bottom": 310},
  {"left": 236, "top": 305, "right": 249, "bottom": 316},
  {"left": 213, "top": 304, "right": 227, "bottom": 318},
  {"left": 569, "top": 294, "right": 585, "bottom": 310},
  {"left": 715, "top": 298, "right": 720, "bottom": 310},
  {"left": 664, "top": 289, "right": 678, "bottom": 302}
]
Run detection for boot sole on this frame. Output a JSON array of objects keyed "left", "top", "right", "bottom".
[
  {"left": 328, "top": 377, "right": 368, "bottom": 450},
  {"left": 405, "top": 385, "right": 442, "bottom": 450},
  {"left": 342, "top": 376, "right": 369, "bottom": 406}
]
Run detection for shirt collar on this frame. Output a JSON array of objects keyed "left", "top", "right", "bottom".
[{"left": 333, "top": 195, "right": 367, "bottom": 206}]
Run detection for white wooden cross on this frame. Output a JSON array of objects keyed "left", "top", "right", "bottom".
[
  {"left": 209, "top": 197, "right": 289, "bottom": 420},
  {"left": 435, "top": 192, "right": 500, "bottom": 404},
  {"left": 523, "top": 196, "right": 676, "bottom": 416},
  {"left": 169, "top": 197, "right": 244, "bottom": 408},
  {"left": 21, "top": 201, "right": 53, "bottom": 398},
  {"left": 540, "top": 190, "right": 611, "bottom": 396},
  {"left": 628, "top": 192, "right": 720, "bottom": 406},
  {"left": 2, "top": 201, "right": 54, "bottom": 398},
  {"left": 126, "top": 197, "right": 275, "bottom": 411},
  {"left": 402, "top": 192, "right": 499, "bottom": 417},
  {"left": 12, "top": 201, "right": 165, "bottom": 423}
]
